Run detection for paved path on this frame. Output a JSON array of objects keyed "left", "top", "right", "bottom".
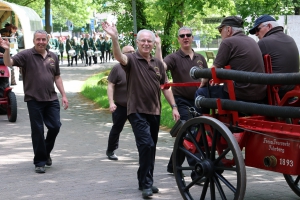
[{"left": 0, "top": 62, "right": 299, "bottom": 199}]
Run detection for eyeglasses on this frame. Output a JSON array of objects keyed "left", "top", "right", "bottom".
[
  {"left": 256, "top": 24, "right": 268, "bottom": 33},
  {"left": 138, "top": 39, "right": 153, "bottom": 44},
  {"left": 218, "top": 26, "right": 229, "bottom": 34},
  {"left": 179, "top": 34, "right": 192, "bottom": 38},
  {"left": 218, "top": 27, "right": 224, "bottom": 34}
]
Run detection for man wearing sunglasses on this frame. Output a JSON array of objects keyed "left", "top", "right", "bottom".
[
  {"left": 195, "top": 16, "right": 266, "bottom": 114},
  {"left": 155, "top": 26, "right": 208, "bottom": 182},
  {"left": 249, "top": 15, "right": 299, "bottom": 98}
]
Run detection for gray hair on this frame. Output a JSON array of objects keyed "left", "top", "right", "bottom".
[
  {"left": 261, "top": 21, "right": 279, "bottom": 28},
  {"left": 136, "top": 29, "right": 155, "bottom": 42},
  {"left": 34, "top": 30, "right": 48, "bottom": 41},
  {"left": 178, "top": 26, "right": 193, "bottom": 36},
  {"left": 231, "top": 27, "right": 244, "bottom": 33}
]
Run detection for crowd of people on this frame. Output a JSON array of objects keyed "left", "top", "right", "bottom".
[
  {"left": 0, "top": 13, "right": 298, "bottom": 200},
  {"left": 47, "top": 33, "right": 113, "bottom": 67}
]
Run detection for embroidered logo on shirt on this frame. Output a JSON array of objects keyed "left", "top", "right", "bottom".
[
  {"left": 153, "top": 66, "right": 161, "bottom": 77},
  {"left": 197, "top": 60, "right": 204, "bottom": 69},
  {"left": 48, "top": 58, "right": 55, "bottom": 67}
]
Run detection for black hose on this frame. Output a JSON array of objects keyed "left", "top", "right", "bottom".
[
  {"left": 190, "top": 67, "right": 300, "bottom": 85},
  {"left": 195, "top": 96, "right": 300, "bottom": 118}
]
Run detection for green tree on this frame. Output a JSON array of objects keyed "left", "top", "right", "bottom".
[{"left": 6, "top": 0, "right": 95, "bottom": 33}]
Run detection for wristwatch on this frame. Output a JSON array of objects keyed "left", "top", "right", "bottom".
[{"left": 171, "top": 104, "right": 178, "bottom": 108}]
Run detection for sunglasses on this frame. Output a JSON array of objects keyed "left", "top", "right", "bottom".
[
  {"left": 218, "top": 27, "right": 223, "bottom": 34},
  {"left": 179, "top": 34, "right": 192, "bottom": 38}
]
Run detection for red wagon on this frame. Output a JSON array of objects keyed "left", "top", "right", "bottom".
[
  {"left": 0, "top": 64, "right": 17, "bottom": 122},
  {"left": 163, "top": 55, "right": 300, "bottom": 200}
]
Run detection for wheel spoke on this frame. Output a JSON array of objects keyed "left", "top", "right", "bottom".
[
  {"left": 199, "top": 123, "right": 210, "bottom": 158},
  {"left": 178, "top": 146, "right": 201, "bottom": 162},
  {"left": 295, "top": 176, "right": 300, "bottom": 185},
  {"left": 185, "top": 129, "right": 206, "bottom": 159},
  {"left": 200, "top": 179, "right": 209, "bottom": 200},
  {"left": 214, "top": 176, "right": 227, "bottom": 200},
  {"left": 210, "top": 128, "right": 219, "bottom": 160},
  {"left": 210, "top": 177, "right": 216, "bottom": 200},
  {"left": 214, "top": 147, "right": 230, "bottom": 164},
  {"left": 215, "top": 172, "right": 237, "bottom": 193},
  {"left": 215, "top": 166, "right": 237, "bottom": 171}
]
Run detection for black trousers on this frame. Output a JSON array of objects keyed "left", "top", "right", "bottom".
[
  {"left": 128, "top": 113, "right": 160, "bottom": 189},
  {"left": 27, "top": 99, "right": 61, "bottom": 167},
  {"left": 105, "top": 50, "right": 111, "bottom": 62},
  {"left": 107, "top": 103, "right": 127, "bottom": 152},
  {"left": 71, "top": 55, "right": 77, "bottom": 65},
  {"left": 58, "top": 52, "right": 63, "bottom": 63},
  {"left": 67, "top": 53, "right": 71, "bottom": 65},
  {"left": 80, "top": 52, "right": 84, "bottom": 63},
  {"left": 100, "top": 50, "right": 105, "bottom": 62},
  {"left": 167, "top": 96, "right": 197, "bottom": 172}
]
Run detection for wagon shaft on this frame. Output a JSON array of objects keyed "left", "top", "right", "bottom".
[
  {"left": 195, "top": 96, "right": 300, "bottom": 118},
  {"left": 190, "top": 67, "right": 300, "bottom": 85}
]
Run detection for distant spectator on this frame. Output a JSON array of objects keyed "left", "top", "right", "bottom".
[{"left": 0, "top": 23, "right": 11, "bottom": 37}]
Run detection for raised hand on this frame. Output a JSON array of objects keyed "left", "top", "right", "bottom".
[
  {"left": 154, "top": 33, "right": 161, "bottom": 47},
  {"left": 0, "top": 36, "right": 10, "bottom": 50},
  {"left": 101, "top": 22, "right": 118, "bottom": 39}
]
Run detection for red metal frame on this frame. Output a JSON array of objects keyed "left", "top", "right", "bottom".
[{"left": 165, "top": 55, "right": 300, "bottom": 175}]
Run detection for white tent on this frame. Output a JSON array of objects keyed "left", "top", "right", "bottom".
[{"left": 0, "top": 1, "right": 43, "bottom": 49}]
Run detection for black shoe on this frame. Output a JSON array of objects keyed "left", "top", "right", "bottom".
[
  {"left": 167, "top": 166, "right": 173, "bottom": 173},
  {"left": 142, "top": 188, "right": 153, "bottom": 199},
  {"left": 35, "top": 166, "right": 45, "bottom": 173},
  {"left": 106, "top": 151, "right": 118, "bottom": 160},
  {"left": 68, "top": 64, "right": 70, "bottom": 67},
  {"left": 46, "top": 156, "right": 52, "bottom": 167},
  {"left": 139, "top": 186, "right": 159, "bottom": 193}
]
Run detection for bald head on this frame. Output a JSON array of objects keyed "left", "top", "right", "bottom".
[{"left": 122, "top": 45, "right": 135, "bottom": 54}]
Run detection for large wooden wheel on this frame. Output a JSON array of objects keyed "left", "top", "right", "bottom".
[
  {"left": 7, "top": 91, "right": 17, "bottom": 122},
  {"left": 173, "top": 116, "right": 246, "bottom": 200},
  {"left": 283, "top": 174, "right": 300, "bottom": 197}
]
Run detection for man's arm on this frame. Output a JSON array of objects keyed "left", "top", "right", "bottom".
[
  {"left": 101, "top": 22, "right": 128, "bottom": 66},
  {"left": 162, "top": 88, "right": 180, "bottom": 121},
  {"left": 54, "top": 75, "right": 69, "bottom": 110},
  {"left": 107, "top": 81, "right": 117, "bottom": 112},
  {"left": 154, "top": 34, "right": 167, "bottom": 70},
  {"left": 0, "top": 37, "right": 14, "bottom": 66}
]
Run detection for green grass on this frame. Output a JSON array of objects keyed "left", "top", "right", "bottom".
[{"left": 81, "top": 69, "right": 111, "bottom": 109}]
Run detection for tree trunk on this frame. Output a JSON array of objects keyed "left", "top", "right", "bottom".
[{"left": 45, "top": 0, "right": 51, "bottom": 33}]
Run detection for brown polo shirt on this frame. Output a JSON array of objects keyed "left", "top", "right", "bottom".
[
  {"left": 164, "top": 49, "right": 208, "bottom": 100},
  {"left": 107, "top": 63, "right": 127, "bottom": 107},
  {"left": 12, "top": 47, "right": 60, "bottom": 102},
  {"left": 214, "top": 31, "right": 266, "bottom": 101},
  {"left": 122, "top": 51, "right": 166, "bottom": 116}
]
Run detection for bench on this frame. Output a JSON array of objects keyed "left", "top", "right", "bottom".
[{"left": 205, "top": 51, "right": 216, "bottom": 62}]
